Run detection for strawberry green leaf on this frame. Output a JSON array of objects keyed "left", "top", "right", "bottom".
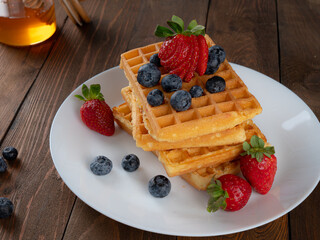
[
  {"left": 167, "top": 20, "right": 183, "bottom": 34},
  {"left": 264, "top": 153, "right": 271, "bottom": 159},
  {"left": 90, "top": 84, "right": 101, "bottom": 99},
  {"left": 191, "top": 25, "right": 205, "bottom": 33},
  {"left": 82, "top": 84, "right": 89, "bottom": 99},
  {"left": 243, "top": 141, "right": 251, "bottom": 151},
  {"left": 258, "top": 138, "right": 265, "bottom": 148},
  {"left": 250, "top": 135, "right": 260, "bottom": 148},
  {"left": 171, "top": 15, "right": 184, "bottom": 31},
  {"left": 256, "top": 152, "right": 263, "bottom": 162},
  {"left": 187, "top": 19, "right": 197, "bottom": 30},
  {"left": 154, "top": 25, "right": 175, "bottom": 38},
  {"left": 75, "top": 95, "right": 85, "bottom": 101}
]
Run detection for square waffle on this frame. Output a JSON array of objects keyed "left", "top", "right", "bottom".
[
  {"left": 112, "top": 102, "right": 241, "bottom": 190},
  {"left": 121, "top": 86, "right": 246, "bottom": 151},
  {"left": 156, "top": 120, "right": 266, "bottom": 177},
  {"left": 120, "top": 35, "right": 262, "bottom": 142}
]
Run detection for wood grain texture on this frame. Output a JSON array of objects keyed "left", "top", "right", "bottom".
[
  {"left": 0, "top": 0, "right": 67, "bottom": 141},
  {"left": 277, "top": 0, "right": 320, "bottom": 239}
]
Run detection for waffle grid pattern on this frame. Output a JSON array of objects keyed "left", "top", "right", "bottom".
[{"left": 120, "top": 36, "right": 262, "bottom": 141}]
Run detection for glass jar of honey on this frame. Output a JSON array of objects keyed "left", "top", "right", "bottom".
[{"left": 0, "top": 0, "right": 56, "bottom": 46}]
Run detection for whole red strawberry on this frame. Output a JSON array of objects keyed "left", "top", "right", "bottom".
[
  {"left": 75, "top": 84, "right": 115, "bottom": 136},
  {"left": 207, "top": 174, "right": 252, "bottom": 212},
  {"left": 155, "top": 16, "right": 208, "bottom": 82},
  {"left": 240, "top": 135, "right": 277, "bottom": 194}
]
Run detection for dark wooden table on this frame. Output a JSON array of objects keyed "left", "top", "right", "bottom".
[{"left": 0, "top": 0, "right": 319, "bottom": 239}]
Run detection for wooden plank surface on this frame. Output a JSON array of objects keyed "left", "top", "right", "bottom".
[
  {"left": 0, "top": 0, "right": 319, "bottom": 239},
  {"left": 0, "top": 0, "right": 67, "bottom": 141},
  {"left": 277, "top": 0, "right": 320, "bottom": 239}
]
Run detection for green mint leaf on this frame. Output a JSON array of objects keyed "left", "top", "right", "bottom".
[
  {"left": 75, "top": 95, "right": 85, "bottom": 101},
  {"left": 171, "top": 15, "right": 184, "bottom": 31},
  {"left": 187, "top": 19, "right": 197, "bottom": 30},
  {"left": 243, "top": 141, "right": 251, "bottom": 151},
  {"left": 82, "top": 84, "right": 89, "bottom": 100},
  {"left": 167, "top": 20, "right": 183, "bottom": 33},
  {"left": 154, "top": 25, "right": 175, "bottom": 37},
  {"left": 250, "top": 135, "right": 260, "bottom": 148}
]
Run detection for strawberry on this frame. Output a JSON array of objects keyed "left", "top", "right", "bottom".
[
  {"left": 196, "top": 35, "right": 209, "bottom": 76},
  {"left": 207, "top": 174, "right": 252, "bottom": 212},
  {"left": 155, "top": 15, "right": 208, "bottom": 82},
  {"left": 240, "top": 135, "right": 277, "bottom": 194},
  {"left": 75, "top": 84, "right": 115, "bottom": 136}
]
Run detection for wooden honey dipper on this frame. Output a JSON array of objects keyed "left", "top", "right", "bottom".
[{"left": 59, "top": 0, "right": 91, "bottom": 26}]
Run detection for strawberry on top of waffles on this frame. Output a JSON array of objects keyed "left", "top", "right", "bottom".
[{"left": 155, "top": 16, "right": 208, "bottom": 82}]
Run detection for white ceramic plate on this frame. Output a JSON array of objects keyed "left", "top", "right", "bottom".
[{"left": 50, "top": 64, "right": 320, "bottom": 237}]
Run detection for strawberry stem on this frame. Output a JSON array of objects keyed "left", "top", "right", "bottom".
[{"left": 241, "top": 135, "right": 275, "bottom": 162}]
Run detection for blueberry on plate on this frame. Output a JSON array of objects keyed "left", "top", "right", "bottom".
[
  {"left": 90, "top": 156, "right": 113, "bottom": 176},
  {"left": 2, "top": 147, "right": 18, "bottom": 161},
  {"left": 161, "top": 74, "right": 182, "bottom": 92},
  {"left": 149, "top": 53, "right": 162, "bottom": 67},
  {"left": 189, "top": 85, "right": 204, "bottom": 98},
  {"left": 206, "top": 76, "right": 226, "bottom": 93},
  {"left": 147, "top": 89, "right": 164, "bottom": 107},
  {"left": 121, "top": 154, "right": 140, "bottom": 172},
  {"left": 0, "top": 197, "right": 14, "bottom": 219},
  {"left": 148, "top": 175, "right": 171, "bottom": 198},
  {"left": 137, "top": 63, "right": 161, "bottom": 88},
  {"left": 0, "top": 157, "right": 7, "bottom": 173},
  {"left": 205, "top": 45, "right": 226, "bottom": 75},
  {"left": 170, "top": 90, "right": 192, "bottom": 111}
]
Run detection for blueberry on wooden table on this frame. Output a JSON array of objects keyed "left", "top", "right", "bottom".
[
  {"left": 121, "top": 154, "right": 140, "bottom": 172},
  {"left": 2, "top": 147, "right": 18, "bottom": 161},
  {"left": 0, "top": 197, "right": 13, "bottom": 218},
  {"left": 0, "top": 157, "right": 7, "bottom": 173},
  {"left": 148, "top": 175, "right": 171, "bottom": 198},
  {"left": 90, "top": 156, "right": 113, "bottom": 176}
]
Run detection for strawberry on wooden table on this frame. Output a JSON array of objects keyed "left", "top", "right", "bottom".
[
  {"left": 207, "top": 174, "right": 252, "bottom": 212},
  {"left": 75, "top": 84, "right": 115, "bottom": 136},
  {"left": 155, "top": 15, "right": 208, "bottom": 82},
  {"left": 240, "top": 135, "right": 277, "bottom": 194}
]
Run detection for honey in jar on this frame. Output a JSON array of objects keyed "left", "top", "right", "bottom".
[{"left": 0, "top": 0, "right": 56, "bottom": 46}]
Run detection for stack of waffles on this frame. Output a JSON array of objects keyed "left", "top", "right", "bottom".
[{"left": 113, "top": 35, "right": 265, "bottom": 190}]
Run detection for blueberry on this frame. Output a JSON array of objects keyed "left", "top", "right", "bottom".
[
  {"left": 90, "top": 156, "right": 113, "bottom": 176},
  {"left": 0, "top": 157, "right": 7, "bottom": 173},
  {"left": 148, "top": 175, "right": 171, "bottom": 198},
  {"left": 161, "top": 74, "right": 182, "bottom": 92},
  {"left": 210, "top": 45, "right": 226, "bottom": 63},
  {"left": 147, "top": 89, "right": 164, "bottom": 107},
  {"left": 2, "top": 147, "right": 18, "bottom": 161},
  {"left": 189, "top": 85, "right": 204, "bottom": 98},
  {"left": 0, "top": 197, "right": 13, "bottom": 218},
  {"left": 149, "top": 53, "right": 161, "bottom": 67},
  {"left": 137, "top": 63, "right": 161, "bottom": 88},
  {"left": 170, "top": 90, "right": 192, "bottom": 112},
  {"left": 206, "top": 76, "right": 226, "bottom": 93},
  {"left": 205, "top": 45, "right": 226, "bottom": 75},
  {"left": 121, "top": 154, "right": 140, "bottom": 172}
]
